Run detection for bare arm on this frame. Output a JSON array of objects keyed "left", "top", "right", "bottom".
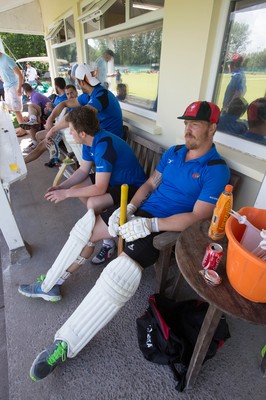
[
  {"left": 158, "top": 200, "right": 215, "bottom": 232},
  {"left": 65, "top": 171, "right": 111, "bottom": 199},
  {"left": 129, "top": 170, "right": 162, "bottom": 209},
  {"left": 45, "top": 117, "right": 69, "bottom": 140},
  {"left": 13, "top": 66, "right": 23, "bottom": 96},
  {"left": 56, "top": 160, "right": 92, "bottom": 190},
  {"left": 46, "top": 98, "right": 80, "bottom": 129}
]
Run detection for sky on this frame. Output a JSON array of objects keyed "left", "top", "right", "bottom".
[{"left": 235, "top": 6, "right": 266, "bottom": 52}]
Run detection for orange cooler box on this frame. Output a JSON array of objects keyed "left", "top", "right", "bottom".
[{"left": 225, "top": 207, "right": 266, "bottom": 303}]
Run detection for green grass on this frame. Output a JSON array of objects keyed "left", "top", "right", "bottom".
[
  {"left": 119, "top": 72, "right": 159, "bottom": 100},
  {"left": 119, "top": 72, "right": 266, "bottom": 107}
]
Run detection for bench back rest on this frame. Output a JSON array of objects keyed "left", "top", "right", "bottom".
[
  {"left": 125, "top": 130, "right": 165, "bottom": 177},
  {"left": 124, "top": 128, "right": 241, "bottom": 193}
]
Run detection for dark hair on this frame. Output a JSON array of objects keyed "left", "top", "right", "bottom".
[
  {"left": 65, "top": 107, "right": 100, "bottom": 136},
  {"left": 54, "top": 77, "right": 66, "bottom": 90},
  {"left": 65, "top": 84, "right": 77, "bottom": 91},
  {"left": 22, "top": 83, "right": 33, "bottom": 92},
  {"left": 228, "top": 97, "right": 248, "bottom": 117},
  {"left": 105, "top": 49, "right": 114, "bottom": 57}
]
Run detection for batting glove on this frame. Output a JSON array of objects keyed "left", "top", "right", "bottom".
[
  {"left": 118, "top": 217, "right": 159, "bottom": 242},
  {"left": 108, "top": 203, "right": 137, "bottom": 237}
]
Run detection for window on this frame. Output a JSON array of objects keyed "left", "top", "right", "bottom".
[
  {"left": 53, "top": 43, "right": 77, "bottom": 82},
  {"left": 46, "top": 15, "right": 77, "bottom": 82},
  {"left": 81, "top": 0, "right": 164, "bottom": 113},
  {"left": 214, "top": 1, "right": 266, "bottom": 146}
]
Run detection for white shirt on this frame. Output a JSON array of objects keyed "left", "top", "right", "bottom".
[{"left": 26, "top": 66, "right": 37, "bottom": 82}]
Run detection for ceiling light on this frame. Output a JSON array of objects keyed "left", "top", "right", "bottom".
[{"left": 132, "top": 2, "right": 161, "bottom": 11}]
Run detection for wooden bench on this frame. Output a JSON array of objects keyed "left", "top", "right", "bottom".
[{"left": 124, "top": 129, "right": 241, "bottom": 298}]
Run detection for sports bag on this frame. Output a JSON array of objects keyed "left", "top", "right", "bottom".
[{"left": 136, "top": 294, "right": 230, "bottom": 391}]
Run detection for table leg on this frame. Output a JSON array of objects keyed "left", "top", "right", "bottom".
[
  {"left": 169, "top": 269, "right": 185, "bottom": 300},
  {"left": 185, "top": 304, "right": 223, "bottom": 389}
]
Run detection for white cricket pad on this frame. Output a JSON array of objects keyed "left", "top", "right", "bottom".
[
  {"left": 42, "top": 209, "right": 96, "bottom": 293},
  {"left": 55, "top": 255, "right": 142, "bottom": 357}
]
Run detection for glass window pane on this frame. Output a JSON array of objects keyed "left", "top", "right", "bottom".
[
  {"left": 54, "top": 44, "right": 77, "bottom": 84},
  {"left": 102, "top": 0, "right": 125, "bottom": 28},
  {"left": 51, "top": 25, "right": 66, "bottom": 45},
  {"left": 85, "top": 25, "right": 162, "bottom": 111},
  {"left": 214, "top": 1, "right": 266, "bottom": 146},
  {"left": 66, "top": 15, "right": 75, "bottom": 40}
]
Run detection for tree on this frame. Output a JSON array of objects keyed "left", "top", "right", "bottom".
[
  {"left": 0, "top": 32, "right": 46, "bottom": 60},
  {"left": 0, "top": 32, "right": 47, "bottom": 74},
  {"left": 227, "top": 21, "right": 251, "bottom": 55}
]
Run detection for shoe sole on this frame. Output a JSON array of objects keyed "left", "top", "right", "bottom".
[
  {"left": 20, "top": 123, "right": 41, "bottom": 130},
  {"left": 18, "top": 287, "right": 61, "bottom": 302}
]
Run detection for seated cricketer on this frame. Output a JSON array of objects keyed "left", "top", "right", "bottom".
[{"left": 18, "top": 101, "right": 230, "bottom": 381}]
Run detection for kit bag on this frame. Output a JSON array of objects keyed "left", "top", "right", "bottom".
[{"left": 136, "top": 294, "right": 230, "bottom": 391}]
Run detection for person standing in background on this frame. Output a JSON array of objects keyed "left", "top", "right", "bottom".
[
  {"left": 222, "top": 54, "right": 246, "bottom": 113},
  {"left": 26, "top": 63, "right": 38, "bottom": 86},
  {"left": 0, "top": 51, "right": 24, "bottom": 124},
  {"left": 95, "top": 49, "right": 115, "bottom": 84}
]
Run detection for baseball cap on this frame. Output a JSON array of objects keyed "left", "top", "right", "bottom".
[
  {"left": 228, "top": 54, "right": 243, "bottom": 65},
  {"left": 177, "top": 101, "right": 220, "bottom": 124},
  {"left": 75, "top": 63, "right": 100, "bottom": 87},
  {"left": 247, "top": 98, "right": 266, "bottom": 122}
]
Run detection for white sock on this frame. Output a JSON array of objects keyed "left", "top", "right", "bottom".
[
  {"left": 56, "top": 272, "right": 71, "bottom": 285},
  {"left": 103, "top": 239, "right": 115, "bottom": 248}
]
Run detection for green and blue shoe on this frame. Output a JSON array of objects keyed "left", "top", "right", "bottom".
[
  {"left": 30, "top": 340, "right": 68, "bottom": 381},
  {"left": 18, "top": 275, "right": 61, "bottom": 302}
]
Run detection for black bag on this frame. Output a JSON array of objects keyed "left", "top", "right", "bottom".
[{"left": 136, "top": 294, "right": 230, "bottom": 391}]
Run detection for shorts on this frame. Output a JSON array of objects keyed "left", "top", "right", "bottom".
[
  {"left": 89, "top": 173, "right": 139, "bottom": 205},
  {"left": 101, "top": 206, "right": 160, "bottom": 268},
  {"left": 5, "top": 86, "right": 22, "bottom": 112}
]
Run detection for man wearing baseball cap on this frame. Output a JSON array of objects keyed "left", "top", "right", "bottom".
[
  {"left": 222, "top": 53, "right": 246, "bottom": 113},
  {"left": 45, "top": 63, "right": 123, "bottom": 139},
  {"left": 22, "top": 100, "right": 231, "bottom": 382}
]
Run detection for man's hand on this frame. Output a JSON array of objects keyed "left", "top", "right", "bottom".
[
  {"left": 118, "top": 217, "right": 159, "bottom": 242},
  {"left": 45, "top": 189, "right": 68, "bottom": 203},
  {"left": 108, "top": 203, "right": 137, "bottom": 237}
]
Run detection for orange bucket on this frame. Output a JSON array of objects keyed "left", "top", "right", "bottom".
[{"left": 225, "top": 207, "right": 266, "bottom": 303}]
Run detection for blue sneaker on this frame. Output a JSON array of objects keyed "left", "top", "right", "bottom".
[
  {"left": 18, "top": 275, "right": 61, "bottom": 302},
  {"left": 30, "top": 340, "right": 68, "bottom": 381}
]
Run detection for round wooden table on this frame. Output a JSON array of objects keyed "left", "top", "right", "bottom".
[{"left": 175, "top": 218, "right": 266, "bottom": 389}]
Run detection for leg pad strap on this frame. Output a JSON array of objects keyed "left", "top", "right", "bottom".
[{"left": 42, "top": 209, "right": 95, "bottom": 293}]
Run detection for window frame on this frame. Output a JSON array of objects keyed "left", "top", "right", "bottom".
[
  {"left": 206, "top": 0, "right": 266, "bottom": 161},
  {"left": 80, "top": 0, "right": 164, "bottom": 120}
]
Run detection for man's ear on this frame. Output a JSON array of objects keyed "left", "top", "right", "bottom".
[{"left": 209, "top": 123, "right": 217, "bottom": 136}]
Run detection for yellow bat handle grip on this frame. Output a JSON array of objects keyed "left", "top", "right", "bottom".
[
  {"left": 119, "top": 184, "right": 129, "bottom": 226},
  {"left": 118, "top": 184, "right": 129, "bottom": 255}
]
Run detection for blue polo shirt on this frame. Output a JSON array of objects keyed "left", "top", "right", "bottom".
[
  {"left": 141, "top": 144, "right": 230, "bottom": 218},
  {"left": 78, "top": 85, "right": 123, "bottom": 138},
  {"left": 82, "top": 129, "right": 146, "bottom": 187},
  {"left": 53, "top": 93, "right": 67, "bottom": 107},
  {"left": 223, "top": 70, "right": 246, "bottom": 109}
]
